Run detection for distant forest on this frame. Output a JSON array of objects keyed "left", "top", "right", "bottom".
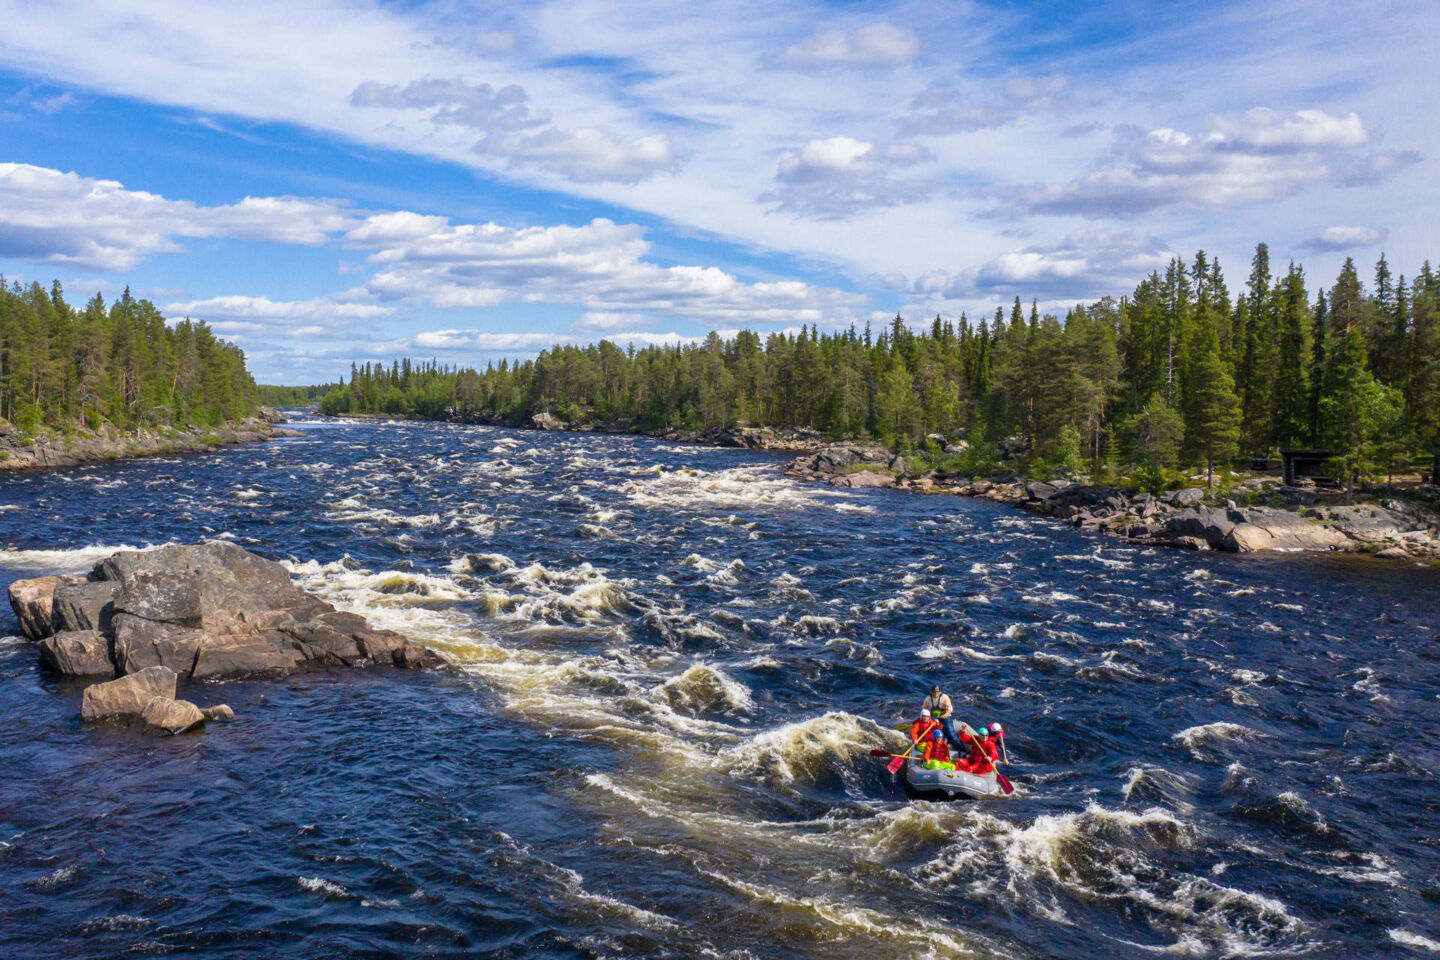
[
  {"left": 0, "top": 280, "right": 258, "bottom": 438},
  {"left": 256, "top": 383, "right": 339, "bottom": 407},
  {"left": 317, "top": 248, "right": 1439, "bottom": 482}
]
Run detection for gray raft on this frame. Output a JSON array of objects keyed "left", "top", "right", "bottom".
[{"left": 903, "top": 759, "right": 1003, "bottom": 799}]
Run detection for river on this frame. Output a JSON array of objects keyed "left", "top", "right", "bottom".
[{"left": 1, "top": 415, "right": 1437, "bottom": 959}]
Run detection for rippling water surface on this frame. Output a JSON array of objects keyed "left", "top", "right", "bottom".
[{"left": 2, "top": 416, "right": 1438, "bottom": 959}]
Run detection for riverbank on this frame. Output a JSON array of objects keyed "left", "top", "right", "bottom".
[
  {"left": 349, "top": 407, "right": 831, "bottom": 453},
  {"left": 785, "top": 442, "right": 1440, "bottom": 562},
  {"left": 0, "top": 412, "right": 300, "bottom": 472}
]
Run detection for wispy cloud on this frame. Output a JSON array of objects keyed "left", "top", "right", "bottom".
[
  {"left": 759, "top": 136, "right": 935, "bottom": 220},
  {"left": 774, "top": 24, "right": 919, "bottom": 69},
  {"left": 990, "top": 108, "right": 1421, "bottom": 218}
]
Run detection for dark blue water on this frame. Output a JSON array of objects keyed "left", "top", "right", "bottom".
[{"left": 1, "top": 416, "right": 1438, "bottom": 959}]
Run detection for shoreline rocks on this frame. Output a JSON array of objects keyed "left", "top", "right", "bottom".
[
  {"left": 786, "top": 443, "right": 1440, "bottom": 562},
  {"left": 0, "top": 417, "right": 294, "bottom": 473},
  {"left": 8, "top": 542, "right": 443, "bottom": 734}
]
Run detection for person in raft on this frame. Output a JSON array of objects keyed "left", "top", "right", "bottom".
[
  {"left": 957, "top": 725, "right": 1001, "bottom": 775},
  {"left": 921, "top": 727, "right": 952, "bottom": 768},
  {"left": 919, "top": 685, "right": 964, "bottom": 749}
]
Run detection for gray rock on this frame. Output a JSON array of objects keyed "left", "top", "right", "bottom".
[
  {"left": 1171, "top": 488, "right": 1205, "bottom": 507},
  {"left": 1174, "top": 536, "right": 1211, "bottom": 551},
  {"left": 7, "top": 575, "right": 81, "bottom": 641},
  {"left": 191, "top": 634, "right": 302, "bottom": 680},
  {"left": 37, "top": 630, "right": 116, "bottom": 677},
  {"left": 137, "top": 696, "right": 205, "bottom": 735},
  {"left": 1025, "top": 481, "right": 1059, "bottom": 501},
  {"left": 838, "top": 469, "right": 896, "bottom": 489},
  {"left": 112, "top": 613, "right": 206, "bottom": 677},
  {"left": 81, "top": 665, "right": 177, "bottom": 721},
  {"left": 1167, "top": 505, "right": 1235, "bottom": 548},
  {"left": 95, "top": 542, "right": 316, "bottom": 632},
  {"left": 116, "top": 570, "right": 203, "bottom": 627},
  {"left": 50, "top": 580, "right": 120, "bottom": 633},
  {"left": 201, "top": 704, "right": 235, "bottom": 722},
  {"left": 394, "top": 645, "right": 443, "bottom": 669}
]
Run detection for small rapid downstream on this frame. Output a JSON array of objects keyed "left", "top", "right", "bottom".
[{"left": 1, "top": 416, "right": 1437, "bottom": 959}]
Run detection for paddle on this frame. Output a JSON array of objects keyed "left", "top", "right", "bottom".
[
  {"left": 887, "top": 719, "right": 937, "bottom": 774},
  {"left": 957, "top": 725, "right": 1015, "bottom": 796}
]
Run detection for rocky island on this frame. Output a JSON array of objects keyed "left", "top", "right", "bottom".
[{"left": 8, "top": 541, "right": 441, "bottom": 734}]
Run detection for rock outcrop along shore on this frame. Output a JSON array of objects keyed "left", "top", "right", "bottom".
[
  {"left": 7, "top": 542, "right": 441, "bottom": 733},
  {"left": 786, "top": 443, "right": 1440, "bottom": 561},
  {"left": 0, "top": 412, "right": 301, "bottom": 472}
]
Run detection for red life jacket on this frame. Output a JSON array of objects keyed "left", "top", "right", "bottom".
[{"left": 923, "top": 739, "right": 950, "bottom": 763}]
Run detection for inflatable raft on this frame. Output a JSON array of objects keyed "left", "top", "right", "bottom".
[{"left": 903, "top": 758, "right": 1004, "bottom": 799}]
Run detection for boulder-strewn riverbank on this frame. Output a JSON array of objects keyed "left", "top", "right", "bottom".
[
  {"left": 785, "top": 443, "right": 1440, "bottom": 561},
  {"left": 0, "top": 409, "right": 300, "bottom": 472},
  {"left": 7, "top": 541, "right": 441, "bottom": 734},
  {"left": 357, "top": 407, "right": 832, "bottom": 453}
]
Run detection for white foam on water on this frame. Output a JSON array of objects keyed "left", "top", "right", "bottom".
[
  {"left": 654, "top": 663, "right": 754, "bottom": 716},
  {"left": 299, "top": 876, "right": 347, "bottom": 897},
  {"left": 1391, "top": 930, "right": 1440, "bottom": 952},
  {"left": 1172, "top": 722, "right": 1259, "bottom": 757},
  {"left": 713, "top": 712, "right": 895, "bottom": 788},
  {"left": 0, "top": 542, "right": 160, "bottom": 574}
]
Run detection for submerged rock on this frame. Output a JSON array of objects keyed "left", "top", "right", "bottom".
[
  {"left": 81, "top": 666, "right": 178, "bottom": 721},
  {"left": 137, "top": 696, "right": 206, "bottom": 735}
]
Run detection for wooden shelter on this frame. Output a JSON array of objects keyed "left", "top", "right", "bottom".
[{"left": 1280, "top": 449, "right": 1337, "bottom": 486}]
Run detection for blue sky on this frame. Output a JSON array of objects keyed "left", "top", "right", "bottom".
[{"left": 0, "top": 0, "right": 1435, "bottom": 383}]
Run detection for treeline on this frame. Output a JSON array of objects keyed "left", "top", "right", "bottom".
[
  {"left": 256, "top": 383, "right": 339, "bottom": 407},
  {"left": 317, "top": 247, "right": 1440, "bottom": 483},
  {"left": 0, "top": 280, "right": 258, "bottom": 438}
]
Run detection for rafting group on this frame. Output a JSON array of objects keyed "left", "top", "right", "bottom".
[{"left": 872, "top": 684, "right": 1014, "bottom": 798}]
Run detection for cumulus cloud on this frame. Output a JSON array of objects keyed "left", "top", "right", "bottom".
[
  {"left": 162, "top": 293, "right": 394, "bottom": 339},
  {"left": 350, "top": 77, "right": 676, "bottom": 184},
  {"left": 1300, "top": 225, "right": 1389, "bottom": 251},
  {"left": 0, "top": 163, "right": 354, "bottom": 271},
  {"left": 760, "top": 136, "right": 935, "bottom": 219},
  {"left": 775, "top": 24, "right": 919, "bottom": 69},
  {"left": 342, "top": 211, "right": 865, "bottom": 325},
  {"left": 991, "top": 108, "right": 1419, "bottom": 218}
]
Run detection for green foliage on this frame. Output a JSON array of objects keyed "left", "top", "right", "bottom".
[
  {"left": 0, "top": 280, "right": 258, "bottom": 431},
  {"left": 261, "top": 246, "right": 1435, "bottom": 486},
  {"left": 14, "top": 402, "right": 43, "bottom": 441},
  {"left": 1132, "top": 458, "right": 1168, "bottom": 496},
  {"left": 1126, "top": 394, "right": 1185, "bottom": 467}
]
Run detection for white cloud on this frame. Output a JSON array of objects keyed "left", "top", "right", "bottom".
[
  {"left": 345, "top": 211, "right": 865, "bottom": 324},
  {"left": 883, "top": 230, "right": 1174, "bottom": 302},
  {"left": 163, "top": 293, "right": 394, "bottom": 339},
  {"left": 992, "top": 108, "right": 1420, "bottom": 218},
  {"left": 350, "top": 77, "right": 677, "bottom": 184},
  {"left": 775, "top": 24, "right": 919, "bottom": 69},
  {"left": 1300, "top": 225, "right": 1389, "bottom": 251},
  {"left": 570, "top": 311, "right": 649, "bottom": 332},
  {"left": 900, "top": 75, "right": 1094, "bottom": 136},
  {"left": 760, "top": 136, "right": 936, "bottom": 219},
  {"left": 0, "top": 163, "right": 354, "bottom": 271}
]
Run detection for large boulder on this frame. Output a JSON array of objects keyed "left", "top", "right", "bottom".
[
  {"left": 7, "top": 575, "right": 81, "bottom": 640},
  {"left": 97, "top": 542, "right": 324, "bottom": 633},
  {"left": 51, "top": 580, "right": 120, "bottom": 633},
  {"left": 37, "top": 630, "right": 115, "bottom": 678},
  {"left": 1166, "top": 505, "right": 1235, "bottom": 548},
  {"left": 81, "top": 666, "right": 178, "bottom": 721},
  {"left": 1224, "top": 523, "right": 1275, "bottom": 552},
  {"left": 191, "top": 633, "right": 302, "bottom": 679},
  {"left": 111, "top": 613, "right": 207, "bottom": 677},
  {"left": 1170, "top": 488, "right": 1205, "bottom": 507},
  {"left": 136, "top": 696, "right": 205, "bottom": 735},
  {"left": 25, "top": 542, "right": 438, "bottom": 685},
  {"left": 838, "top": 470, "right": 896, "bottom": 489}
]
